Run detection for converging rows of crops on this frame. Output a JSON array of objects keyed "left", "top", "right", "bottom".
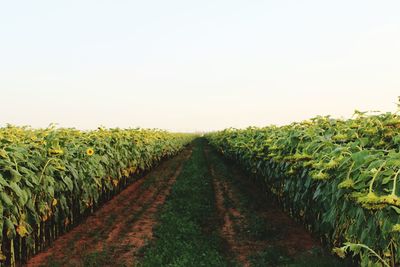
[
  {"left": 207, "top": 112, "right": 400, "bottom": 267},
  {"left": 0, "top": 126, "right": 193, "bottom": 266}
]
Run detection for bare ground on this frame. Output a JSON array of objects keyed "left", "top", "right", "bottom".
[
  {"left": 26, "top": 142, "right": 332, "bottom": 267},
  {"left": 26, "top": 147, "right": 192, "bottom": 267},
  {"left": 204, "top": 146, "right": 320, "bottom": 266}
]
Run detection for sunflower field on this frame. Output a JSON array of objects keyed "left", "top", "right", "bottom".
[
  {"left": 207, "top": 112, "right": 400, "bottom": 266},
  {"left": 0, "top": 126, "right": 192, "bottom": 265}
]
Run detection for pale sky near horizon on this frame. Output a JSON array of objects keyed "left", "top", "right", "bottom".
[{"left": 1, "top": 1, "right": 399, "bottom": 132}]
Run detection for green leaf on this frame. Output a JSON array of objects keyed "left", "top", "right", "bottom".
[
  {"left": 390, "top": 206, "right": 400, "bottom": 214},
  {"left": 4, "top": 217, "right": 15, "bottom": 239},
  {"left": 8, "top": 182, "right": 23, "bottom": 198},
  {"left": 61, "top": 175, "right": 73, "bottom": 191},
  {"left": 351, "top": 150, "right": 370, "bottom": 165},
  {"left": 10, "top": 169, "right": 22, "bottom": 183},
  {"left": 0, "top": 175, "right": 9, "bottom": 187},
  {"left": 0, "top": 192, "right": 13, "bottom": 207}
]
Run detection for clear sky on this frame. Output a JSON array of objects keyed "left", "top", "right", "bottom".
[{"left": 1, "top": 1, "right": 399, "bottom": 132}]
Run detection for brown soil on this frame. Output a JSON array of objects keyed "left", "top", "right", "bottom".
[
  {"left": 205, "top": 147, "right": 258, "bottom": 267},
  {"left": 262, "top": 208, "right": 317, "bottom": 256},
  {"left": 204, "top": 146, "right": 321, "bottom": 266},
  {"left": 26, "top": 141, "right": 327, "bottom": 267},
  {"left": 212, "top": 174, "right": 254, "bottom": 267},
  {"left": 26, "top": 147, "right": 192, "bottom": 267},
  {"left": 229, "top": 167, "right": 319, "bottom": 256}
]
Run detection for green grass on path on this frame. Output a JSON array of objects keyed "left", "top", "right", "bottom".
[{"left": 138, "top": 139, "right": 229, "bottom": 267}]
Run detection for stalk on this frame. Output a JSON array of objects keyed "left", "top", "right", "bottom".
[
  {"left": 369, "top": 162, "right": 386, "bottom": 194},
  {"left": 10, "top": 239, "right": 15, "bottom": 267},
  {"left": 346, "top": 243, "right": 390, "bottom": 267},
  {"left": 346, "top": 162, "right": 355, "bottom": 180},
  {"left": 391, "top": 169, "right": 400, "bottom": 195},
  {"left": 32, "top": 158, "right": 56, "bottom": 204}
]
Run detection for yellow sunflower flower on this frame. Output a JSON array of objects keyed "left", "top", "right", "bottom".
[
  {"left": 86, "top": 148, "right": 94, "bottom": 156},
  {"left": 16, "top": 224, "right": 29, "bottom": 237}
]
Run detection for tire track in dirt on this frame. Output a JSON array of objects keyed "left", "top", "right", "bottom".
[
  {"left": 228, "top": 166, "right": 319, "bottom": 257},
  {"left": 100, "top": 149, "right": 192, "bottom": 266},
  {"left": 26, "top": 147, "right": 192, "bottom": 267},
  {"left": 213, "top": 176, "right": 252, "bottom": 267},
  {"left": 204, "top": 146, "right": 255, "bottom": 267},
  {"left": 205, "top": 144, "right": 322, "bottom": 267}
]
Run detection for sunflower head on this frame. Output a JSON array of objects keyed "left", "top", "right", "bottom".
[
  {"left": 48, "top": 148, "right": 64, "bottom": 156},
  {"left": 310, "top": 170, "right": 329, "bottom": 180},
  {"left": 16, "top": 224, "right": 29, "bottom": 237},
  {"left": 86, "top": 148, "right": 95, "bottom": 156},
  {"left": 380, "top": 194, "right": 400, "bottom": 206},
  {"left": 325, "top": 159, "right": 340, "bottom": 169},
  {"left": 338, "top": 178, "right": 354, "bottom": 189},
  {"left": 332, "top": 247, "right": 346, "bottom": 259},
  {"left": 357, "top": 192, "right": 380, "bottom": 204},
  {"left": 392, "top": 224, "right": 400, "bottom": 232}
]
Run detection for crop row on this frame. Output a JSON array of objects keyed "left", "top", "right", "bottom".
[
  {"left": 0, "top": 126, "right": 193, "bottom": 266},
  {"left": 207, "top": 112, "right": 400, "bottom": 266}
]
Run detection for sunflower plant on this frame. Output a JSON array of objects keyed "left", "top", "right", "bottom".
[
  {"left": 207, "top": 110, "right": 400, "bottom": 266},
  {"left": 0, "top": 126, "right": 193, "bottom": 266}
]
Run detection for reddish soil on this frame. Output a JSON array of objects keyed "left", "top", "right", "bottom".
[
  {"left": 204, "top": 146, "right": 321, "bottom": 266},
  {"left": 26, "top": 142, "right": 325, "bottom": 267},
  {"left": 26, "top": 147, "right": 192, "bottom": 267},
  {"left": 212, "top": 174, "right": 254, "bottom": 267},
  {"left": 229, "top": 167, "right": 319, "bottom": 256},
  {"left": 262, "top": 207, "right": 317, "bottom": 256},
  {"left": 205, "top": 146, "right": 258, "bottom": 267}
]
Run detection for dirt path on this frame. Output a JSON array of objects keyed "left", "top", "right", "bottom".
[
  {"left": 211, "top": 169, "right": 255, "bottom": 267},
  {"left": 227, "top": 166, "right": 319, "bottom": 258},
  {"left": 25, "top": 140, "right": 344, "bottom": 267},
  {"left": 26, "top": 147, "right": 192, "bottom": 267},
  {"left": 204, "top": 145, "right": 322, "bottom": 266}
]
